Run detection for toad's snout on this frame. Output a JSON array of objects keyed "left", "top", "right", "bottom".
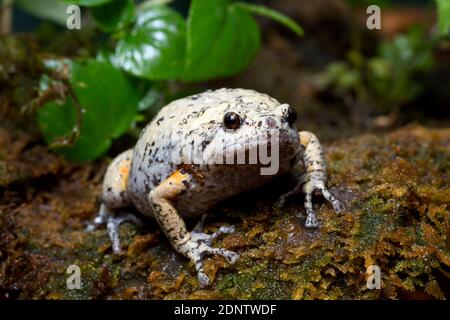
[{"left": 265, "top": 118, "right": 278, "bottom": 129}]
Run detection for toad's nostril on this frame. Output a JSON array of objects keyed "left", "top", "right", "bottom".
[{"left": 265, "top": 118, "right": 277, "bottom": 129}]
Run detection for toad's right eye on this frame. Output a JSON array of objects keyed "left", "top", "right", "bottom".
[{"left": 223, "top": 112, "right": 241, "bottom": 130}]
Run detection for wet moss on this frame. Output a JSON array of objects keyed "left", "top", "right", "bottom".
[{"left": 215, "top": 261, "right": 291, "bottom": 300}]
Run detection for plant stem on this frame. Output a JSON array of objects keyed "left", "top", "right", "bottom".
[{"left": 0, "top": 0, "right": 13, "bottom": 36}]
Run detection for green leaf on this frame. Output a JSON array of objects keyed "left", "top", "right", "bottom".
[
  {"left": 137, "top": 0, "right": 174, "bottom": 11},
  {"left": 91, "top": 0, "right": 135, "bottom": 32},
  {"left": 15, "top": 0, "right": 69, "bottom": 25},
  {"left": 37, "top": 59, "right": 140, "bottom": 161},
  {"left": 114, "top": 6, "right": 186, "bottom": 80},
  {"left": 64, "top": 0, "right": 114, "bottom": 6},
  {"left": 184, "top": 0, "right": 260, "bottom": 82},
  {"left": 234, "top": 2, "right": 304, "bottom": 37},
  {"left": 435, "top": 0, "right": 450, "bottom": 36},
  {"left": 37, "top": 97, "right": 113, "bottom": 161}
]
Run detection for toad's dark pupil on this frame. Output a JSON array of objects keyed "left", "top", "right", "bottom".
[
  {"left": 224, "top": 112, "right": 241, "bottom": 129},
  {"left": 286, "top": 106, "right": 297, "bottom": 125}
]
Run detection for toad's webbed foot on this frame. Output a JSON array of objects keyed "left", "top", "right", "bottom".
[
  {"left": 86, "top": 203, "right": 143, "bottom": 253},
  {"left": 302, "top": 179, "right": 344, "bottom": 228},
  {"left": 191, "top": 226, "right": 235, "bottom": 246},
  {"left": 276, "top": 174, "right": 344, "bottom": 228},
  {"left": 188, "top": 215, "right": 238, "bottom": 287},
  {"left": 191, "top": 214, "right": 235, "bottom": 246},
  {"left": 179, "top": 237, "right": 239, "bottom": 288}
]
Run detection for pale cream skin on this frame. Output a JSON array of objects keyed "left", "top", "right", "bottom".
[{"left": 88, "top": 88, "right": 344, "bottom": 287}]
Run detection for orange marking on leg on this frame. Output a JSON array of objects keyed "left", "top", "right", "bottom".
[
  {"left": 120, "top": 164, "right": 130, "bottom": 176},
  {"left": 171, "top": 170, "right": 188, "bottom": 184},
  {"left": 118, "top": 160, "right": 131, "bottom": 190},
  {"left": 152, "top": 170, "right": 190, "bottom": 200},
  {"left": 300, "top": 131, "right": 312, "bottom": 147}
]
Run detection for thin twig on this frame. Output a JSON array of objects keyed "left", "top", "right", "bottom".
[{"left": 0, "top": 0, "right": 13, "bottom": 36}]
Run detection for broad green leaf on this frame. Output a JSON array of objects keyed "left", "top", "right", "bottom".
[
  {"left": 64, "top": 0, "right": 114, "bottom": 6},
  {"left": 15, "top": 0, "right": 68, "bottom": 25},
  {"left": 435, "top": 0, "right": 450, "bottom": 36},
  {"left": 91, "top": 0, "right": 135, "bottom": 32},
  {"left": 234, "top": 2, "right": 304, "bottom": 37},
  {"left": 184, "top": 0, "right": 260, "bottom": 82},
  {"left": 37, "top": 97, "right": 112, "bottom": 161},
  {"left": 37, "top": 59, "right": 140, "bottom": 161},
  {"left": 115, "top": 6, "right": 186, "bottom": 80}
]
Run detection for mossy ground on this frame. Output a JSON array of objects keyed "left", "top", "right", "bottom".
[{"left": 1, "top": 123, "right": 448, "bottom": 300}]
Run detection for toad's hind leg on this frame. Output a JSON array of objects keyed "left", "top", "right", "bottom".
[
  {"left": 101, "top": 149, "right": 133, "bottom": 209},
  {"left": 86, "top": 149, "right": 143, "bottom": 253}
]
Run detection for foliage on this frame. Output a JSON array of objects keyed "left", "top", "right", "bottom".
[
  {"left": 435, "top": 0, "right": 450, "bottom": 36},
  {"left": 114, "top": 5, "right": 186, "bottom": 80},
  {"left": 343, "top": 0, "right": 449, "bottom": 36},
  {"left": 14, "top": 0, "right": 69, "bottom": 26},
  {"left": 37, "top": 59, "right": 141, "bottom": 161},
  {"left": 14, "top": 0, "right": 303, "bottom": 161},
  {"left": 90, "top": 0, "right": 135, "bottom": 32},
  {"left": 184, "top": 0, "right": 260, "bottom": 81},
  {"left": 319, "top": 27, "right": 434, "bottom": 114}
]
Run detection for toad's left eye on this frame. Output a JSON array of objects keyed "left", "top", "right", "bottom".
[{"left": 286, "top": 106, "right": 297, "bottom": 126}]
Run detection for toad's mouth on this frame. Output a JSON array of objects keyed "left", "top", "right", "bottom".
[{"left": 202, "top": 131, "right": 300, "bottom": 165}]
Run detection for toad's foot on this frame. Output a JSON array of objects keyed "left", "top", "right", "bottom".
[
  {"left": 107, "top": 213, "right": 144, "bottom": 253},
  {"left": 304, "top": 179, "right": 344, "bottom": 228},
  {"left": 85, "top": 203, "right": 110, "bottom": 232},
  {"left": 180, "top": 238, "right": 239, "bottom": 288},
  {"left": 189, "top": 216, "right": 238, "bottom": 287},
  {"left": 276, "top": 177, "right": 344, "bottom": 228},
  {"left": 191, "top": 214, "right": 235, "bottom": 246},
  {"left": 86, "top": 204, "right": 144, "bottom": 253},
  {"left": 191, "top": 226, "right": 235, "bottom": 246}
]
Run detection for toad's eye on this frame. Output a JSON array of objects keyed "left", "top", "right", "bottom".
[
  {"left": 286, "top": 106, "right": 297, "bottom": 126},
  {"left": 223, "top": 112, "right": 241, "bottom": 129}
]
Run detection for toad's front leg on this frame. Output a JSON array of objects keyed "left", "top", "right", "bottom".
[
  {"left": 149, "top": 169, "right": 239, "bottom": 288},
  {"left": 277, "top": 131, "right": 344, "bottom": 227}
]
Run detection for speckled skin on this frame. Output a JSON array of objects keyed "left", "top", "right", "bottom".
[{"left": 95, "top": 88, "right": 344, "bottom": 287}]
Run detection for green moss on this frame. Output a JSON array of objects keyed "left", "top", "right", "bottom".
[
  {"left": 357, "top": 210, "right": 388, "bottom": 251},
  {"left": 216, "top": 261, "right": 291, "bottom": 299}
]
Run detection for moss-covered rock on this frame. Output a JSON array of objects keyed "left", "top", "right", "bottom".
[{"left": 0, "top": 124, "right": 449, "bottom": 299}]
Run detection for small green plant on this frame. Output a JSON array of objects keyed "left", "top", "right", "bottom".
[
  {"left": 343, "top": 0, "right": 449, "bottom": 36},
  {"left": 13, "top": 0, "right": 303, "bottom": 161},
  {"left": 316, "top": 0, "right": 449, "bottom": 125},
  {"left": 319, "top": 26, "right": 435, "bottom": 120},
  {"left": 435, "top": 0, "right": 450, "bottom": 36}
]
